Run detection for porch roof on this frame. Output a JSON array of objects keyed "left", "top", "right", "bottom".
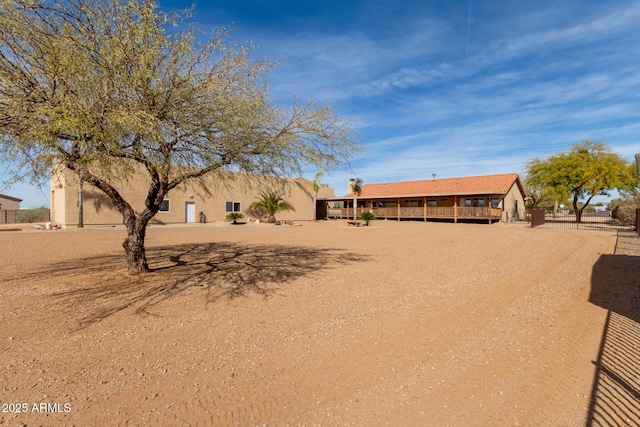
[{"left": 336, "top": 173, "right": 524, "bottom": 199}]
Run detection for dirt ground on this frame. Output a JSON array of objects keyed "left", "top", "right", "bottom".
[{"left": 1, "top": 220, "right": 639, "bottom": 426}]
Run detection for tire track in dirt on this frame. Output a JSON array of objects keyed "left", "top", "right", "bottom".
[
  {"left": 306, "top": 231, "right": 599, "bottom": 425},
  {"left": 2, "top": 224, "right": 616, "bottom": 426},
  {"left": 416, "top": 231, "right": 608, "bottom": 426},
  {"left": 453, "top": 231, "right": 612, "bottom": 426},
  {"left": 185, "top": 230, "right": 609, "bottom": 425}
]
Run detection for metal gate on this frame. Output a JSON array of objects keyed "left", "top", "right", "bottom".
[{"left": 529, "top": 209, "right": 638, "bottom": 232}]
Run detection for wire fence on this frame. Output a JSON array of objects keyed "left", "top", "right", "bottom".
[
  {"left": 528, "top": 209, "right": 637, "bottom": 232},
  {"left": 0, "top": 208, "right": 50, "bottom": 224}
]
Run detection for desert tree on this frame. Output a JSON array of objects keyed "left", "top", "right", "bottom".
[
  {"left": 0, "top": 0, "right": 359, "bottom": 273},
  {"left": 249, "top": 190, "right": 295, "bottom": 223},
  {"left": 525, "top": 141, "right": 634, "bottom": 221},
  {"left": 523, "top": 175, "right": 569, "bottom": 216}
]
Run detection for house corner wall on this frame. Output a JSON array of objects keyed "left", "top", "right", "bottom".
[
  {"left": 49, "top": 167, "right": 68, "bottom": 227},
  {"left": 502, "top": 182, "right": 526, "bottom": 222}
]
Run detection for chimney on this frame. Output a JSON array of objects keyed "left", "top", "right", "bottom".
[{"left": 348, "top": 178, "right": 355, "bottom": 195}]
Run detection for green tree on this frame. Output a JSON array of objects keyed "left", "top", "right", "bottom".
[
  {"left": 0, "top": 0, "right": 359, "bottom": 274},
  {"left": 525, "top": 141, "right": 634, "bottom": 221},
  {"left": 524, "top": 176, "right": 569, "bottom": 216},
  {"left": 249, "top": 191, "right": 295, "bottom": 223}
]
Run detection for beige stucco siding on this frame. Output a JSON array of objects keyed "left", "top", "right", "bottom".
[
  {"left": 502, "top": 182, "right": 526, "bottom": 222},
  {"left": 51, "top": 166, "right": 334, "bottom": 227}
]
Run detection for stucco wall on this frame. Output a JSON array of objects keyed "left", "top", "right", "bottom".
[
  {"left": 51, "top": 166, "right": 335, "bottom": 227},
  {"left": 50, "top": 169, "right": 68, "bottom": 225},
  {"left": 502, "top": 182, "right": 526, "bottom": 222}
]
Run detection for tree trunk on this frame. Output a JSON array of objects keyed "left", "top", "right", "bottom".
[
  {"left": 123, "top": 219, "right": 150, "bottom": 274},
  {"left": 573, "top": 196, "right": 581, "bottom": 223},
  {"left": 66, "top": 161, "right": 161, "bottom": 275},
  {"left": 268, "top": 215, "right": 276, "bottom": 223},
  {"left": 77, "top": 176, "right": 84, "bottom": 228},
  {"left": 353, "top": 196, "right": 357, "bottom": 221}
]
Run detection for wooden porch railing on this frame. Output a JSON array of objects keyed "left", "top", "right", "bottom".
[{"left": 326, "top": 206, "right": 502, "bottom": 221}]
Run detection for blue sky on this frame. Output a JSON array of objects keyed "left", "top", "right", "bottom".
[{"left": 3, "top": 0, "right": 640, "bottom": 207}]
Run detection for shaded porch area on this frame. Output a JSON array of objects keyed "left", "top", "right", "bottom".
[{"left": 325, "top": 205, "right": 503, "bottom": 224}]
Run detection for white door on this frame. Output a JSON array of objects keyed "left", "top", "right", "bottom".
[{"left": 185, "top": 202, "right": 195, "bottom": 223}]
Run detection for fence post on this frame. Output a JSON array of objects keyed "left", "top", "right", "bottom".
[
  {"left": 530, "top": 209, "right": 545, "bottom": 228},
  {"left": 636, "top": 208, "right": 640, "bottom": 235}
]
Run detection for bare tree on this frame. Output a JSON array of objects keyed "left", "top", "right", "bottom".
[{"left": 0, "top": 0, "right": 359, "bottom": 273}]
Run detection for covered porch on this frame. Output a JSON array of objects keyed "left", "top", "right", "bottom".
[
  {"left": 323, "top": 195, "right": 504, "bottom": 224},
  {"left": 327, "top": 206, "right": 502, "bottom": 223}
]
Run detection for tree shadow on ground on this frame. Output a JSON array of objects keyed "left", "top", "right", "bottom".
[
  {"left": 587, "top": 231, "right": 640, "bottom": 427},
  {"left": 31, "top": 242, "right": 366, "bottom": 330}
]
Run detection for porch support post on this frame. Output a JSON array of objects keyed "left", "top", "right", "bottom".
[
  {"left": 397, "top": 198, "right": 400, "bottom": 221},
  {"left": 423, "top": 196, "right": 427, "bottom": 222},
  {"left": 454, "top": 196, "right": 458, "bottom": 223}
]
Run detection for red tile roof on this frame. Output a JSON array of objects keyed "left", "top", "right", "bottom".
[{"left": 342, "top": 173, "right": 523, "bottom": 198}]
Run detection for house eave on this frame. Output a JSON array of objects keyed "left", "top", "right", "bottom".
[
  {"left": 322, "top": 191, "right": 510, "bottom": 201},
  {"left": 0, "top": 194, "right": 23, "bottom": 203}
]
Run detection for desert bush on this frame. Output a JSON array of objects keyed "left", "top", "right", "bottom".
[
  {"left": 612, "top": 205, "right": 637, "bottom": 226},
  {"left": 15, "top": 206, "right": 49, "bottom": 223}
]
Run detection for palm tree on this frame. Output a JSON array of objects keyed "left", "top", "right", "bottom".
[
  {"left": 358, "top": 210, "right": 376, "bottom": 226},
  {"left": 312, "top": 170, "right": 324, "bottom": 221},
  {"left": 351, "top": 178, "right": 363, "bottom": 220},
  {"left": 225, "top": 212, "right": 244, "bottom": 224},
  {"left": 250, "top": 191, "right": 296, "bottom": 223}
]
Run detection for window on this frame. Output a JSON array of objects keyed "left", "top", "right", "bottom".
[
  {"left": 427, "top": 200, "right": 437, "bottom": 207},
  {"left": 405, "top": 199, "right": 423, "bottom": 207},
  {"left": 466, "top": 198, "right": 485, "bottom": 207},
  {"left": 225, "top": 201, "right": 241, "bottom": 212},
  {"left": 159, "top": 200, "right": 170, "bottom": 212},
  {"left": 492, "top": 198, "right": 500, "bottom": 208}
]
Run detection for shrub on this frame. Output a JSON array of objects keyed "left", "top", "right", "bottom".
[
  {"left": 225, "top": 212, "right": 244, "bottom": 224},
  {"left": 15, "top": 206, "right": 50, "bottom": 223},
  {"left": 358, "top": 211, "right": 377, "bottom": 226},
  {"left": 612, "top": 205, "right": 637, "bottom": 226}
]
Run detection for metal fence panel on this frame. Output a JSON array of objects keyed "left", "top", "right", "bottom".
[
  {"left": 528, "top": 209, "right": 636, "bottom": 231},
  {"left": 0, "top": 209, "right": 50, "bottom": 224}
]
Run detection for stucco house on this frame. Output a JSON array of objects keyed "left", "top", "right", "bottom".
[
  {"left": 322, "top": 173, "right": 526, "bottom": 224},
  {"left": 50, "top": 165, "right": 335, "bottom": 227}
]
